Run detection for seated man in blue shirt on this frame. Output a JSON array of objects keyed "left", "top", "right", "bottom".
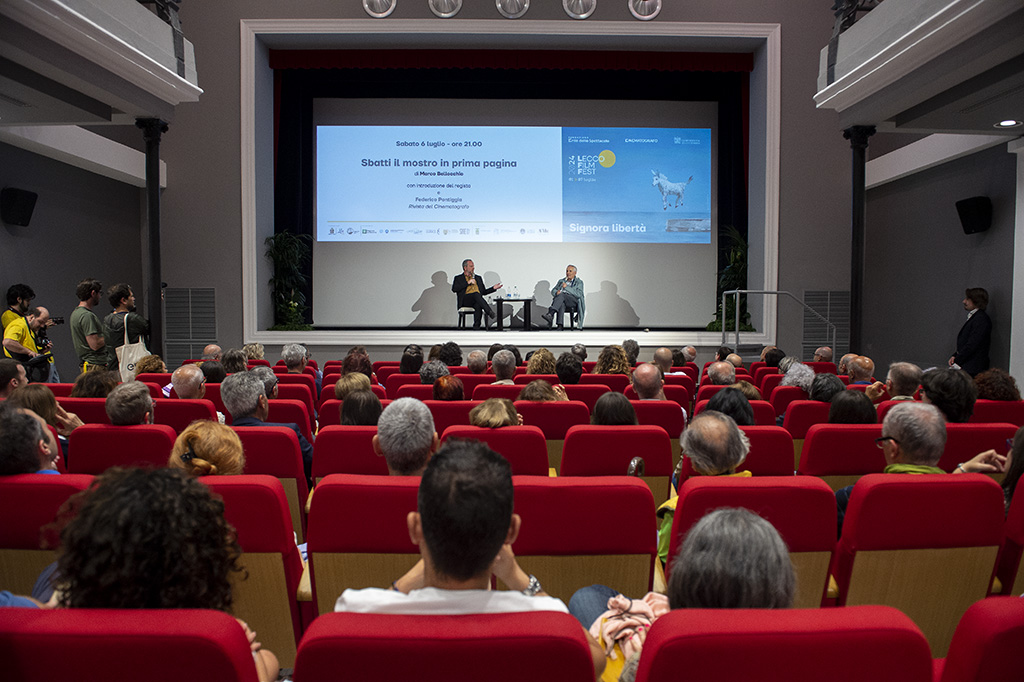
[
  {"left": 221, "top": 370, "right": 313, "bottom": 483},
  {"left": 0, "top": 402, "right": 60, "bottom": 475}
]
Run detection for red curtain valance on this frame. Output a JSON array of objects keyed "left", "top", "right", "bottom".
[{"left": 269, "top": 49, "right": 753, "bottom": 73}]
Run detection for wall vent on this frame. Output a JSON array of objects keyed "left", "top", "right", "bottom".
[
  {"left": 802, "top": 290, "right": 850, "bottom": 360},
  {"left": 164, "top": 287, "right": 216, "bottom": 368}
]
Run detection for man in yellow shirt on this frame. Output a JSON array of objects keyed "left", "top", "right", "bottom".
[
  {"left": 3, "top": 306, "right": 57, "bottom": 382},
  {"left": 1, "top": 284, "right": 35, "bottom": 333}
]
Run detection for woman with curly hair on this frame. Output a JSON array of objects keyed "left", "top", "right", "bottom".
[
  {"left": 242, "top": 342, "right": 265, "bottom": 360},
  {"left": 56, "top": 467, "right": 278, "bottom": 681},
  {"left": 975, "top": 368, "right": 1022, "bottom": 402},
  {"left": 132, "top": 354, "right": 166, "bottom": 377},
  {"left": 593, "top": 345, "right": 631, "bottom": 376},
  {"left": 167, "top": 421, "right": 245, "bottom": 476},
  {"left": 526, "top": 348, "right": 557, "bottom": 375},
  {"left": 69, "top": 369, "right": 119, "bottom": 398}
]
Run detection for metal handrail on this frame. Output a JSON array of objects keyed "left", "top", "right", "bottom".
[{"left": 720, "top": 290, "right": 837, "bottom": 352}]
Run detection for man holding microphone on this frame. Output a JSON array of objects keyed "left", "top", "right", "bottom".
[{"left": 542, "top": 265, "right": 585, "bottom": 330}]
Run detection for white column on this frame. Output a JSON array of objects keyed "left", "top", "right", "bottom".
[{"left": 1010, "top": 138, "right": 1024, "bottom": 381}]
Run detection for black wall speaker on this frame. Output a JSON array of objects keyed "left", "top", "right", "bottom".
[
  {"left": 1, "top": 188, "right": 38, "bottom": 227},
  {"left": 955, "top": 196, "right": 992, "bottom": 235}
]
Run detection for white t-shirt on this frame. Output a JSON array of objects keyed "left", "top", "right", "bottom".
[{"left": 335, "top": 586, "right": 569, "bottom": 615}]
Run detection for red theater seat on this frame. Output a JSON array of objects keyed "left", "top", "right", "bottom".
[
  {"left": 769, "top": 385, "right": 809, "bottom": 416},
  {"left": 796, "top": 423, "right": 884, "bottom": 490},
  {"left": 266, "top": 398, "right": 313, "bottom": 442},
  {"left": 441, "top": 425, "right": 548, "bottom": 475},
  {"left": 634, "top": 606, "right": 931, "bottom": 682},
  {"left": 936, "top": 596, "right": 1024, "bottom": 682},
  {"left": 233, "top": 426, "right": 309, "bottom": 542},
  {"left": 294, "top": 611, "right": 594, "bottom": 682},
  {"left": 560, "top": 424, "right": 672, "bottom": 500},
  {"left": 472, "top": 383, "right": 525, "bottom": 401},
  {"left": 67, "top": 424, "right": 176, "bottom": 474},
  {"left": 0, "top": 609, "right": 261, "bottom": 682},
  {"left": 513, "top": 373, "right": 560, "bottom": 385},
  {"left": 939, "top": 422, "right": 1016, "bottom": 472},
  {"left": 153, "top": 398, "right": 217, "bottom": 434},
  {"left": 663, "top": 373, "right": 696, "bottom": 396},
  {"left": 395, "top": 384, "right": 436, "bottom": 400},
  {"left": 666, "top": 476, "right": 835, "bottom": 609},
  {"left": 423, "top": 400, "right": 479, "bottom": 434},
  {"left": 693, "top": 398, "right": 775, "bottom": 425},
  {"left": 806, "top": 361, "right": 838, "bottom": 374},
  {"left": 995, "top": 487, "right": 1024, "bottom": 594},
  {"left": 453, "top": 373, "right": 497, "bottom": 397},
  {"left": 385, "top": 373, "right": 421, "bottom": 399},
  {"left": 694, "top": 384, "right": 728, "bottom": 403},
  {"left": 580, "top": 373, "right": 629, "bottom": 393},
  {"left": 312, "top": 425, "right": 387, "bottom": 478},
  {"left": 625, "top": 384, "right": 690, "bottom": 412},
  {"left": 781, "top": 400, "right": 832, "bottom": 439},
  {"left": 563, "top": 383, "right": 612, "bottom": 411},
  {"left": 55, "top": 396, "right": 109, "bottom": 424},
  {"left": 969, "top": 399, "right": 1024, "bottom": 426},
  {"left": 760, "top": 372, "right": 784, "bottom": 397},
  {"left": 630, "top": 400, "right": 686, "bottom": 439},
  {"left": 42, "top": 382, "right": 74, "bottom": 397}
]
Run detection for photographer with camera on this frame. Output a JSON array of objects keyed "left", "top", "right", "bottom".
[{"left": 3, "top": 306, "right": 59, "bottom": 382}]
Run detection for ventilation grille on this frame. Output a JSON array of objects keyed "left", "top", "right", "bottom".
[
  {"left": 164, "top": 287, "right": 216, "bottom": 369},
  {"left": 802, "top": 291, "right": 850, "bottom": 360}
]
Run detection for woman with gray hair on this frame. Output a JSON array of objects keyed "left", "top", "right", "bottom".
[
  {"left": 779, "top": 361, "right": 814, "bottom": 393},
  {"left": 569, "top": 507, "right": 794, "bottom": 682}
]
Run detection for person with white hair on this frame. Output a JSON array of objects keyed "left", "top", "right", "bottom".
[{"left": 372, "top": 398, "right": 439, "bottom": 476}]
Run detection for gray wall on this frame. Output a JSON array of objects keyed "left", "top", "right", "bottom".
[
  {"left": 0, "top": 142, "right": 144, "bottom": 380},
  {"left": 863, "top": 144, "right": 1016, "bottom": 373}
]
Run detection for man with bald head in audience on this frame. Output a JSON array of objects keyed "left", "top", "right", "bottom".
[
  {"left": 631, "top": 363, "right": 666, "bottom": 401},
  {"left": 707, "top": 361, "right": 736, "bottom": 386},
  {"left": 848, "top": 356, "right": 874, "bottom": 385},
  {"left": 172, "top": 363, "right": 227, "bottom": 422},
  {"left": 202, "top": 344, "right": 222, "bottom": 361},
  {"left": 725, "top": 353, "right": 743, "bottom": 369},
  {"left": 813, "top": 346, "right": 833, "bottom": 363},
  {"left": 653, "top": 347, "right": 674, "bottom": 375},
  {"left": 837, "top": 353, "right": 857, "bottom": 377}
]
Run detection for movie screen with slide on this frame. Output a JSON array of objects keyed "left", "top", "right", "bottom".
[
  {"left": 309, "top": 99, "right": 719, "bottom": 329},
  {"left": 315, "top": 125, "right": 711, "bottom": 245}
]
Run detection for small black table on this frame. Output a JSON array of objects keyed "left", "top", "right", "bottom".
[{"left": 494, "top": 297, "right": 535, "bottom": 331}]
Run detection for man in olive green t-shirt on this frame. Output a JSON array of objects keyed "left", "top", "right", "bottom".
[{"left": 70, "top": 278, "right": 114, "bottom": 372}]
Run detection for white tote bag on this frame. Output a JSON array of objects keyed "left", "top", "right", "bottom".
[{"left": 115, "top": 314, "right": 149, "bottom": 381}]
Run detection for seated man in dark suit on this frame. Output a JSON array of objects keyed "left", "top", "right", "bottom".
[
  {"left": 221, "top": 370, "right": 313, "bottom": 482},
  {"left": 452, "top": 259, "right": 502, "bottom": 329}
]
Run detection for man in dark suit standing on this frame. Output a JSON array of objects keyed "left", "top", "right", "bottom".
[
  {"left": 949, "top": 287, "right": 991, "bottom": 377},
  {"left": 452, "top": 259, "right": 502, "bottom": 329}
]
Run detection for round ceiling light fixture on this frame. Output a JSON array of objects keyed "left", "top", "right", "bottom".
[
  {"left": 563, "top": 0, "right": 596, "bottom": 20},
  {"left": 628, "top": 0, "right": 661, "bottom": 20},
  {"left": 429, "top": 0, "right": 462, "bottom": 18},
  {"left": 993, "top": 119, "right": 1022, "bottom": 129},
  {"left": 363, "top": 0, "right": 396, "bottom": 18},
  {"left": 496, "top": 0, "right": 529, "bottom": 19}
]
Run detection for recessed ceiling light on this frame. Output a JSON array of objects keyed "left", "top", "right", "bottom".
[{"left": 994, "top": 119, "right": 1022, "bottom": 128}]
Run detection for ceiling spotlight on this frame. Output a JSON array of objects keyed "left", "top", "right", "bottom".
[
  {"left": 363, "top": 0, "right": 396, "bottom": 18},
  {"left": 496, "top": 0, "right": 529, "bottom": 19},
  {"left": 994, "top": 119, "right": 1022, "bottom": 129},
  {"left": 563, "top": 0, "right": 596, "bottom": 20},
  {"left": 628, "top": 0, "right": 661, "bottom": 20},
  {"left": 429, "top": 0, "right": 462, "bottom": 17}
]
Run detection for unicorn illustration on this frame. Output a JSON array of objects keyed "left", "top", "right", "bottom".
[{"left": 651, "top": 170, "right": 693, "bottom": 210}]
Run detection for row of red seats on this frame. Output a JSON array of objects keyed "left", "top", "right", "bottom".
[{"left": 9, "top": 599, "right": 1022, "bottom": 682}]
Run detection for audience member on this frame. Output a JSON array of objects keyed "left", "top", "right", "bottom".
[
  {"left": 681, "top": 346, "right": 697, "bottom": 364},
  {"left": 526, "top": 348, "right": 556, "bottom": 375},
  {"left": 249, "top": 365, "right": 279, "bottom": 400},
  {"left": 725, "top": 353, "right": 743, "bottom": 369},
  {"left": 834, "top": 402, "right": 1004, "bottom": 535},
  {"left": 570, "top": 343, "right": 588, "bottom": 362},
  {"left": 419, "top": 359, "right": 450, "bottom": 386},
  {"left": 593, "top": 345, "right": 631, "bottom": 376},
  {"left": 7, "top": 384, "right": 81, "bottom": 457},
  {"left": 168, "top": 421, "right": 245, "bottom": 476},
  {"left": 0, "top": 403, "right": 60, "bottom": 475},
  {"left": 657, "top": 411, "right": 751, "bottom": 563},
  {"left": 334, "top": 372, "right": 371, "bottom": 400},
  {"left": 200, "top": 360, "right": 226, "bottom": 384},
  {"left": 501, "top": 344, "right": 523, "bottom": 366},
  {"left": 974, "top": 368, "right": 1021, "bottom": 401},
  {"left": 132, "top": 354, "right": 166, "bottom": 376},
  {"left": 400, "top": 344, "right": 424, "bottom": 374},
  {"left": 0, "top": 358, "right": 28, "bottom": 400},
  {"left": 779, "top": 362, "right": 814, "bottom": 392},
  {"left": 866, "top": 361, "right": 922, "bottom": 402},
  {"left": 221, "top": 349, "right": 247, "bottom": 374},
  {"left": 334, "top": 439, "right": 605, "bottom": 677},
  {"left": 631, "top": 363, "right": 665, "bottom": 400},
  {"left": 837, "top": 353, "right": 856, "bottom": 377},
  {"left": 652, "top": 347, "right": 673, "bottom": 374},
  {"left": 591, "top": 392, "right": 638, "bottom": 426},
  {"left": 282, "top": 343, "right": 308, "bottom": 374},
  {"left": 622, "top": 339, "right": 640, "bottom": 366},
  {"left": 222, "top": 371, "right": 313, "bottom": 480},
  {"left": 372, "top": 398, "right": 438, "bottom": 476},
  {"left": 828, "top": 390, "right": 876, "bottom": 424},
  {"left": 813, "top": 346, "right": 834, "bottom": 363},
  {"left": 763, "top": 347, "right": 785, "bottom": 368},
  {"left": 438, "top": 341, "right": 463, "bottom": 367},
  {"left": 466, "top": 350, "right": 487, "bottom": 374},
  {"left": 569, "top": 507, "right": 793, "bottom": 682},
  {"left": 171, "top": 364, "right": 205, "bottom": 399},
  {"left": 729, "top": 380, "right": 762, "bottom": 402},
  {"left": 848, "top": 356, "right": 874, "bottom": 384},
  {"left": 714, "top": 346, "right": 733, "bottom": 362},
  {"left": 201, "top": 344, "right": 222, "bottom": 361},
  {"left": 242, "top": 342, "right": 265, "bottom": 360},
  {"left": 705, "top": 387, "right": 755, "bottom": 426},
  {"left": 489, "top": 350, "right": 516, "bottom": 385},
  {"left": 809, "top": 373, "right": 844, "bottom": 403},
  {"left": 777, "top": 356, "right": 798, "bottom": 374},
  {"left": 428, "top": 344, "right": 441, "bottom": 362},
  {"left": 920, "top": 367, "right": 977, "bottom": 422},
  {"left": 105, "top": 381, "right": 153, "bottom": 425},
  {"left": 69, "top": 369, "right": 118, "bottom": 398},
  {"left": 555, "top": 352, "right": 584, "bottom": 385},
  {"left": 340, "top": 390, "right": 383, "bottom": 426},
  {"left": 706, "top": 361, "right": 736, "bottom": 386},
  {"left": 517, "top": 380, "right": 566, "bottom": 402},
  {"left": 1002, "top": 425, "right": 1024, "bottom": 512},
  {"left": 56, "top": 467, "right": 279, "bottom": 681},
  {"left": 487, "top": 343, "right": 503, "bottom": 361},
  {"left": 469, "top": 398, "right": 521, "bottom": 428},
  {"left": 432, "top": 374, "right": 465, "bottom": 401}
]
